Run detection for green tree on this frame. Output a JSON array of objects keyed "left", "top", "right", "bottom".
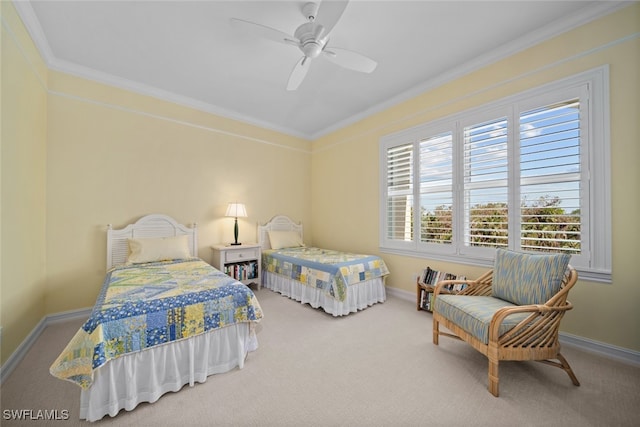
[
  {"left": 420, "top": 205, "right": 452, "bottom": 243},
  {"left": 521, "top": 196, "right": 580, "bottom": 253},
  {"left": 419, "top": 195, "right": 580, "bottom": 254},
  {"left": 469, "top": 202, "right": 508, "bottom": 247}
]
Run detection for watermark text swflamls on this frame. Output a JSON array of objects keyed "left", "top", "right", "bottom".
[{"left": 3, "top": 409, "right": 70, "bottom": 421}]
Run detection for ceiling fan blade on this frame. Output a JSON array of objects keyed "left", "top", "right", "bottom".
[
  {"left": 315, "top": 0, "right": 349, "bottom": 36},
  {"left": 322, "top": 47, "right": 377, "bottom": 73},
  {"left": 287, "top": 57, "right": 311, "bottom": 91},
  {"left": 230, "top": 18, "right": 297, "bottom": 46}
]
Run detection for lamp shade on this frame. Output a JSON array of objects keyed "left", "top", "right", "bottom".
[{"left": 225, "top": 203, "right": 247, "bottom": 218}]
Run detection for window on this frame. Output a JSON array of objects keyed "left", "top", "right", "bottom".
[{"left": 380, "top": 67, "right": 611, "bottom": 282}]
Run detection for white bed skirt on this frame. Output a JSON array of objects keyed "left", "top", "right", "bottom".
[
  {"left": 262, "top": 271, "right": 386, "bottom": 316},
  {"left": 80, "top": 323, "right": 258, "bottom": 422}
]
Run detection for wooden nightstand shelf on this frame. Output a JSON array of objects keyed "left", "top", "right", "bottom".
[{"left": 211, "top": 243, "right": 262, "bottom": 290}]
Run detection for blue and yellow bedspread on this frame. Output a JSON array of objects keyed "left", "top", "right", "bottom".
[
  {"left": 262, "top": 247, "right": 389, "bottom": 302},
  {"left": 49, "top": 259, "right": 263, "bottom": 389}
]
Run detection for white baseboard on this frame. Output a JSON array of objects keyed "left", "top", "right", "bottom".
[
  {"left": 0, "top": 318, "right": 47, "bottom": 384},
  {"left": 386, "top": 286, "right": 640, "bottom": 367},
  {"left": 558, "top": 331, "right": 640, "bottom": 367},
  {"left": 0, "top": 307, "right": 92, "bottom": 384}
]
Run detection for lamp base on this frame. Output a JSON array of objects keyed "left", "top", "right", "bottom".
[{"left": 230, "top": 218, "right": 242, "bottom": 246}]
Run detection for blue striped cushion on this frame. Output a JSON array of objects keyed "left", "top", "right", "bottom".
[
  {"left": 492, "top": 249, "right": 570, "bottom": 306},
  {"left": 434, "top": 295, "right": 530, "bottom": 344}
]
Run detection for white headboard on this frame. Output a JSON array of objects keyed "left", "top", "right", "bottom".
[
  {"left": 107, "top": 214, "right": 198, "bottom": 269},
  {"left": 257, "top": 215, "right": 303, "bottom": 250}
]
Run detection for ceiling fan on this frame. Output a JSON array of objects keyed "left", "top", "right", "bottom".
[{"left": 231, "top": 0, "right": 377, "bottom": 91}]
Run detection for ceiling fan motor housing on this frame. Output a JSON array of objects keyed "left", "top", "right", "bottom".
[{"left": 294, "top": 22, "right": 326, "bottom": 58}]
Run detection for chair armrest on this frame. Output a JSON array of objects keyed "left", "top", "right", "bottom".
[
  {"left": 433, "top": 279, "right": 473, "bottom": 296},
  {"left": 434, "top": 269, "right": 494, "bottom": 298},
  {"left": 488, "top": 301, "right": 574, "bottom": 344}
]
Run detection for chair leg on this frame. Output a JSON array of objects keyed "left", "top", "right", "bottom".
[
  {"left": 433, "top": 318, "right": 439, "bottom": 345},
  {"left": 488, "top": 358, "right": 499, "bottom": 397},
  {"left": 537, "top": 352, "right": 581, "bottom": 387},
  {"left": 487, "top": 344, "right": 500, "bottom": 397},
  {"left": 556, "top": 352, "right": 581, "bottom": 386}
]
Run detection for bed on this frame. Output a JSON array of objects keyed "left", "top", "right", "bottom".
[
  {"left": 49, "top": 214, "right": 263, "bottom": 422},
  {"left": 258, "top": 215, "right": 389, "bottom": 316}
]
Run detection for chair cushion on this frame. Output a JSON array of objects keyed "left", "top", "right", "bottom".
[
  {"left": 434, "top": 295, "right": 530, "bottom": 345},
  {"left": 492, "top": 249, "right": 571, "bottom": 306}
]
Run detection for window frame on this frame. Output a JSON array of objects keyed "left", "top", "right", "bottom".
[{"left": 379, "top": 66, "right": 611, "bottom": 283}]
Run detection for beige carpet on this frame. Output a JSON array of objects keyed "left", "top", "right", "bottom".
[{"left": 2, "top": 288, "right": 639, "bottom": 426}]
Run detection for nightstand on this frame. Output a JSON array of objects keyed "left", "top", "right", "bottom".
[{"left": 211, "top": 243, "right": 262, "bottom": 290}]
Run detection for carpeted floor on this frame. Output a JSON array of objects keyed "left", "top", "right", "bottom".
[{"left": 2, "top": 288, "right": 640, "bottom": 426}]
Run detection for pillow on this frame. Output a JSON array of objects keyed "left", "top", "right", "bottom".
[
  {"left": 268, "top": 230, "right": 304, "bottom": 250},
  {"left": 126, "top": 235, "right": 191, "bottom": 264},
  {"left": 492, "top": 249, "right": 571, "bottom": 306}
]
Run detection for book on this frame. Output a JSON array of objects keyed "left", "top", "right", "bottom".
[{"left": 418, "top": 266, "right": 469, "bottom": 310}]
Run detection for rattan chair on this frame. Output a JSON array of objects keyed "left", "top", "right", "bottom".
[{"left": 432, "top": 250, "right": 580, "bottom": 397}]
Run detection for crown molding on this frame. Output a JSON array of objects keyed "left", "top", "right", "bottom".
[
  {"left": 308, "top": 1, "right": 632, "bottom": 140},
  {"left": 13, "top": 0, "right": 632, "bottom": 141},
  {"left": 12, "top": 0, "right": 55, "bottom": 64},
  {"left": 46, "top": 55, "right": 313, "bottom": 141},
  {"left": 11, "top": 0, "right": 313, "bottom": 140}
]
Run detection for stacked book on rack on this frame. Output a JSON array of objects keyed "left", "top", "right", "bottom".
[
  {"left": 224, "top": 261, "right": 258, "bottom": 281},
  {"left": 418, "top": 267, "right": 467, "bottom": 312}
]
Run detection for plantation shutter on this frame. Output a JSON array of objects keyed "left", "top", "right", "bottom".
[
  {"left": 419, "top": 132, "right": 454, "bottom": 244},
  {"left": 380, "top": 68, "right": 608, "bottom": 280},
  {"left": 519, "top": 99, "right": 582, "bottom": 254},
  {"left": 385, "top": 143, "right": 414, "bottom": 242},
  {"left": 462, "top": 116, "right": 509, "bottom": 250}
]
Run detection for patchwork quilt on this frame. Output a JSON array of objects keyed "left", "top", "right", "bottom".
[
  {"left": 49, "top": 259, "right": 263, "bottom": 389},
  {"left": 262, "top": 247, "right": 389, "bottom": 302}
]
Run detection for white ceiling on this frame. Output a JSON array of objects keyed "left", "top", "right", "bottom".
[{"left": 15, "top": 1, "right": 625, "bottom": 140}]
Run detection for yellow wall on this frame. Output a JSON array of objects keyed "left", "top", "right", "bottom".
[
  {"left": 312, "top": 4, "right": 640, "bottom": 352},
  {"left": 1, "top": 1, "right": 311, "bottom": 364},
  {"left": 1, "top": 1, "right": 48, "bottom": 364},
  {"left": 44, "top": 72, "right": 311, "bottom": 314}
]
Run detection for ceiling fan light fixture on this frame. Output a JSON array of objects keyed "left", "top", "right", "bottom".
[
  {"left": 231, "top": 0, "right": 376, "bottom": 91},
  {"left": 302, "top": 41, "right": 323, "bottom": 58}
]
